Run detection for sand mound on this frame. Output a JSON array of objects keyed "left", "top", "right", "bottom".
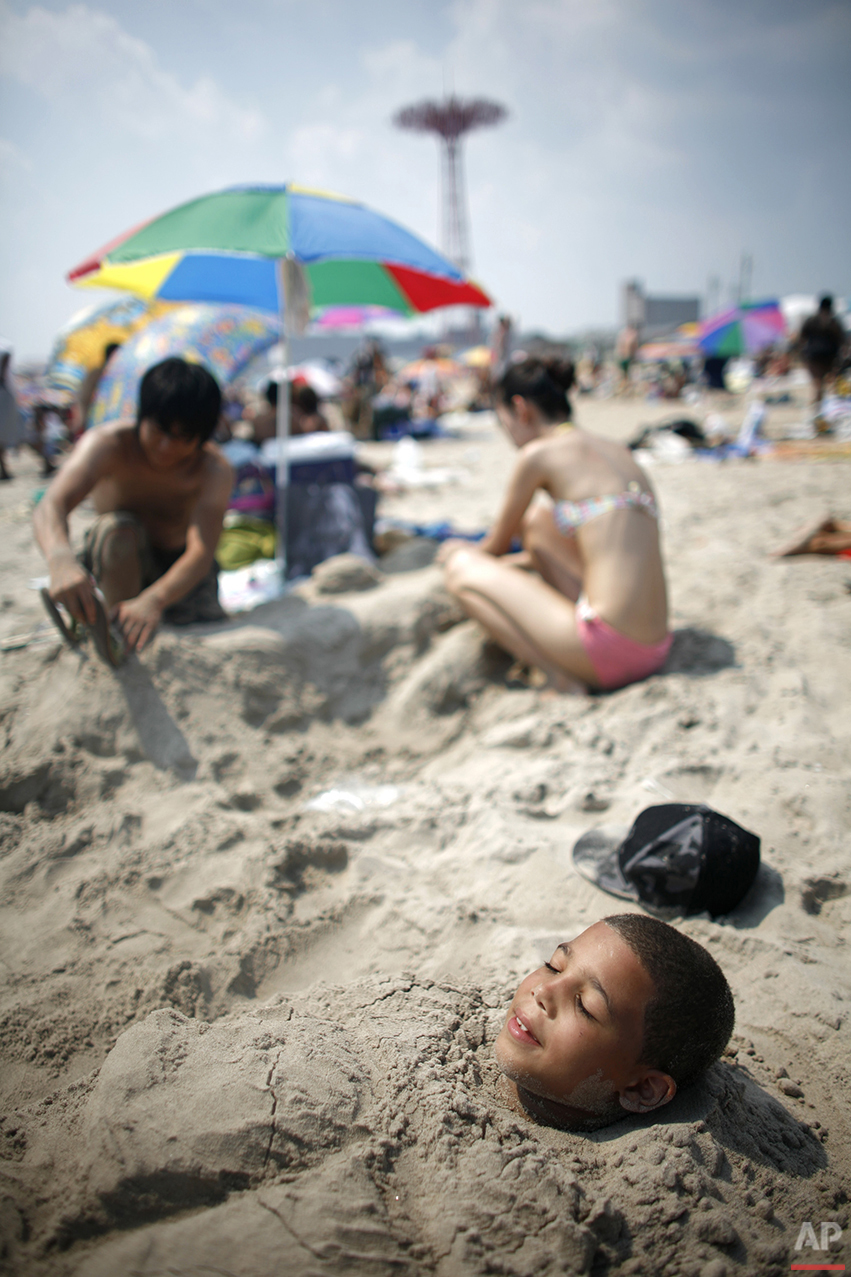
[{"left": 5, "top": 976, "right": 837, "bottom": 1277}]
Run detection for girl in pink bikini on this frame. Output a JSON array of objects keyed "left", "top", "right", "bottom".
[{"left": 440, "top": 358, "right": 672, "bottom": 691}]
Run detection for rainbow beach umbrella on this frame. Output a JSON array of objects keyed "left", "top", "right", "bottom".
[
  {"left": 67, "top": 183, "right": 491, "bottom": 319},
  {"left": 698, "top": 300, "right": 786, "bottom": 358},
  {"left": 68, "top": 183, "right": 492, "bottom": 571}
]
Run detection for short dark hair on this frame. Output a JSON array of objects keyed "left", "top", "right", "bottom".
[
  {"left": 495, "top": 357, "right": 575, "bottom": 420},
  {"left": 264, "top": 380, "right": 319, "bottom": 414},
  {"left": 292, "top": 383, "right": 319, "bottom": 414},
  {"left": 818, "top": 295, "right": 834, "bottom": 311},
  {"left": 604, "top": 914, "right": 734, "bottom": 1086},
  {"left": 137, "top": 357, "right": 222, "bottom": 443}
]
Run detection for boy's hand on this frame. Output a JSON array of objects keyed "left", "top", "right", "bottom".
[
  {"left": 113, "top": 590, "right": 163, "bottom": 652},
  {"left": 48, "top": 551, "right": 97, "bottom": 625}
]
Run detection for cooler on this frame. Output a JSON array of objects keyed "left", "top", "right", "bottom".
[{"left": 260, "top": 431, "right": 357, "bottom": 486}]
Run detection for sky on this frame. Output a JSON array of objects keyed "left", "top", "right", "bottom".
[{"left": 1, "top": 0, "right": 850, "bottom": 360}]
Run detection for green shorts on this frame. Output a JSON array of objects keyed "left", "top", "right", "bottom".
[{"left": 80, "top": 512, "right": 226, "bottom": 626}]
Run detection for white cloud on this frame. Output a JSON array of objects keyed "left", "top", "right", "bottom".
[
  {"left": 0, "top": 136, "right": 32, "bottom": 174},
  {"left": 361, "top": 37, "right": 442, "bottom": 96},
  {"left": 0, "top": 2, "right": 265, "bottom": 143},
  {"left": 275, "top": 38, "right": 448, "bottom": 242},
  {"left": 289, "top": 123, "right": 369, "bottom": 187}
]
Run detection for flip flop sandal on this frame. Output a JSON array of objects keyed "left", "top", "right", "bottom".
[
  {"left": 40, "top": 588, "right": 83, "bottom": 650},
  {"left": 88, "top": 587, "right": 128, "bottom": 669}
]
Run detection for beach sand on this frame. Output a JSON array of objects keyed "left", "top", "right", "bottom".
[{"left": 0, "top": 388, "right": 849, "bottom": 1275}]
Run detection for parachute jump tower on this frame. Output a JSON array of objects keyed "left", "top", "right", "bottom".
[{"left": 393, "top": 95, "right": 507, "bottom": 274}]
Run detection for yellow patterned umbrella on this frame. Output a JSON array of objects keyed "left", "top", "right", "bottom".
[{"left": 45, "top": 297, "right": 176, "bottom": 398}]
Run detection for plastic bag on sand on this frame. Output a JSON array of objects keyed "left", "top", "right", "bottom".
[
  {"left": 647, "top": 431, "right": 693, "bottom": 463},
  {"left": 389, "top": 437, "right": 466, "bottom": 488},
  {"left": 303, "top": 781, "right": 404, "bottom": 813},
  {"left": 218, "top": 559, "right": 287, "bottom": 612}
]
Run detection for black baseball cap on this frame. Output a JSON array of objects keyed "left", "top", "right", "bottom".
[{"left": 571, "top": 803, "right": 761, "bottom": 917}]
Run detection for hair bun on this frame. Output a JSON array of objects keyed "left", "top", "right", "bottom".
[
  {"left": 542, "top": 359, "right": 576, "bottom": 394},
  {"left": 495, "top": 356, "right": 575, "bottom": 421}
]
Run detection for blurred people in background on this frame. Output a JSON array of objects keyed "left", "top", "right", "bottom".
[
  {"left": 74, "top": 341, "right": 122, "bottom": 437},
  {"left": 28, "top": 403, "right": 63, "bottom": 477},
  {"left": 242, "top": 378, "right": 330, "bottom": 445},
  {"left": 660, "top": 361, "right": 687, "bottom": 400},
  {"left": 490, "top": 314, "right": 513, "bottom": 381},
  {"left": 343, "top": 339, "right": 389, "bottom": 440},
  {"left": 702, "top": 355, "right": 730, "bottom": 390},
  {"left": 241, "top": 379, "right": 277, "bottom": 444},
  {"left": 797, "top": 295, "right": 846, "bottom": 405},
  {"left": 774, "top": 516, "right": 851, "bottom": 559},
  {"left": 415, "top": 347, "right": 443, "bottom": 420},
  {"left": 290, "top": 380, "right": 329, "bottom": 434},
  {"left": 752, "top": 346, "right": 776, "bottom": 379},
  {"left": 213, "top": 388, "right": 247, "bottom": 444},
  {"left": 575, "top": 350, "right": 599, "bottom": 395},
  {"left": 0, "top": 342, "right": 25, "bottom": 481},
  {"left": 616, "top": 324, "right": 639, "bottom": 390}
]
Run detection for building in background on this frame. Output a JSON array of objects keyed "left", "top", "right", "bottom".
[{"left": 623, "top": 280, "right": 700, "bottom": 341}]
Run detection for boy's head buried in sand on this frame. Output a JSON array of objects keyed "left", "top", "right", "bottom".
[{"left": 495, "top": 914, "right": 734, "bottom": 1130}]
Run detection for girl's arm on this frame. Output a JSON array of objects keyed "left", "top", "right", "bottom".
[{"left": 480, "top": 444, "right": 548, "bottom": 556}]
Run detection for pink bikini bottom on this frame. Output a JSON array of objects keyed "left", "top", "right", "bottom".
[{"left": 576, "top": 597, "right": 672, "bottom": 690}]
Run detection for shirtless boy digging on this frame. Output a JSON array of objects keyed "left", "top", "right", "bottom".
[{"left": 34, "top": 357, "right": 233, "bottom": 657}]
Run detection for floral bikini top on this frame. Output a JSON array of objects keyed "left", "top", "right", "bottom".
[{"left": 554, "top": 480, "right": 659, "bottom": 535}]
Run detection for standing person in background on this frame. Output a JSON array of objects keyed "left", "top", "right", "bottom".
[
  {"left": 440, "top": 357, "right": 671, "bottom": 693},
  {"left": 73, "top": 341, "right": 122, "bottom": 437},
  {"left": 28, "top": 403, "right": 60, "bottom": 477},
  {"left": 344, "top": 344, "right": 367, "bottom": 439},
  {"left": 0, "top": 342, "right": 25, "bottom": 481},
  {"left": 615, "top": 324, "right": 639, "bottom": 391},
  {"left": 416, "top": 348, "right": 443, "bottom": 420},
  {"left": 798, "top": 296, "right": 846, "bottom": 406},
  {"left": 490, "top": 314, "right": 513, "bottom": 382},
  {"left": 345, "top": 339, "right": 389, "bottom": 440}
]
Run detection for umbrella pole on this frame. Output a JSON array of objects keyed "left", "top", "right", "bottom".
[{"left": 275, "top": 258, "right": 290, "bottom": 580}]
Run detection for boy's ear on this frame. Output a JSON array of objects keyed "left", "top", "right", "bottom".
[{"left": 618, "top": 1070, "right": 677, "bottom": 1115}]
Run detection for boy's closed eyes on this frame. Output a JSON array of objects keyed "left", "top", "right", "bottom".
[{"left": 495, "top": 915, "right": 734, "bottom": 1130}]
